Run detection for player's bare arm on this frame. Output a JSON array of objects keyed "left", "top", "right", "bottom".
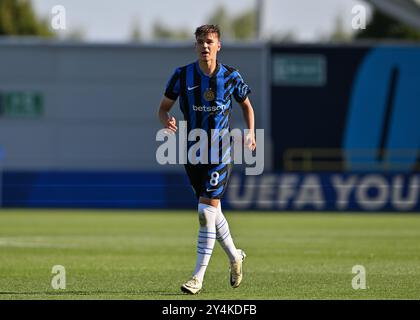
[
  {"left": 239, "top": 97, "right": 256, "bottom": 151},
  {"left": 158, "top": 96, "right": 177, "bottom": 134}
]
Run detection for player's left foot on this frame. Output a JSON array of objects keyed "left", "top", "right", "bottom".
[{"left": 230, "top": 249, "right": 246, "bottom": 288}]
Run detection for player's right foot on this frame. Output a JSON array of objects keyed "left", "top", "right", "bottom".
[
  {"left": 230, "top": 249, "right": 246, "bottom": 288},
  {"left": 181, "top": 276, "right": 202, "bottom": 294}
]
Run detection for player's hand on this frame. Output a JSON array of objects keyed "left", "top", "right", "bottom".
[
  {"left": 245, "top": 131, "right": 256, "bottom": 151},
  {"left": 164, "top": 116, "right": 177, "bottom": 134}
]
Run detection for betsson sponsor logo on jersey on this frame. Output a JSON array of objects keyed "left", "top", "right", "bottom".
[{"left": 193, "top": 104, "right": 229, "bottom": 112}]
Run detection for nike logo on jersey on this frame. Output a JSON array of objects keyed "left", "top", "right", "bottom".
[
  {"left": 206, "top": 187, "right": 218, "bottom": 192},
  {"left": 187, "top": 85, "right": 199, "bottom": 91}
]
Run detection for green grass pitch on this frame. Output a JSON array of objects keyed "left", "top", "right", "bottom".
[{"left": 0, "top": 210, "right": 419, "bottom": 300}]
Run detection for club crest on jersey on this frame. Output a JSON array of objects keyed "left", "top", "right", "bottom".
[{"left": 203, "top": 88, "right": 215, "bottom": 102}]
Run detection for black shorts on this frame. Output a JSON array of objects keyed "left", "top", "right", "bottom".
[{"left": 184, "top": 163, "right": 233, "bottom": 200}]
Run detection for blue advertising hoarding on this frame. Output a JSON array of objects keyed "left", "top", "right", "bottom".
[{"left": 1, "top": 171, "right": 419, "bottom": 212}]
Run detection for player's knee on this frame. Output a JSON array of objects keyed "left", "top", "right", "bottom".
[{"left": 198, "top": 203, "right": 217, "bottom": 227}]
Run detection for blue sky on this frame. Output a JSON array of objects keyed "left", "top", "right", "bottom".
[{"left": 32, "top": 0, "right": 372, "bottom": 42}]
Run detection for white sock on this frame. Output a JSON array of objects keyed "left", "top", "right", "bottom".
[
  {"left": 216, "top": 202, "right": 240, "bottom": 262},
  {"left": 193, "top": 203, "right": 217, "bottom": 282}
]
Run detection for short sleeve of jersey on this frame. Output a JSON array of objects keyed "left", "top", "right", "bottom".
[
  {"left": 164, "top": 68, "right": 181, "bottom": 100},
  {"left": 233, "top": 72, "right": 251, "bottom": 103}
]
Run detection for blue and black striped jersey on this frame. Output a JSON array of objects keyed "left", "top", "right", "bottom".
[{"left": 164, "top": 61, "right": 251, "bottom": 164}]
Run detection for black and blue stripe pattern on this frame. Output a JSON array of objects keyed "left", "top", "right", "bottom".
[{"left": 164, "top": 61, "right": 251, "bottom": 165}]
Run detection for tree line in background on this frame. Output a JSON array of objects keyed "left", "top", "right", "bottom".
[
  {"left": 131, "top": 6, "right": 258, "bottom": 41},
  {"left": 356, "top": 10, "right": 420, "bottom": 40},
  {"left": 0, "top": 0, "right": 419, "bottom": 42},
  {"left": 0, "top": 0, "right": 52, "bottom": 36},
  {"left": 133, "top": 4, "right": 420, "bottom": 42}
]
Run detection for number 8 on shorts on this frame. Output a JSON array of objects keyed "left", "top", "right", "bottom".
[{"left": 209, "top": 172, "right": 219, "bottom": 187}]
